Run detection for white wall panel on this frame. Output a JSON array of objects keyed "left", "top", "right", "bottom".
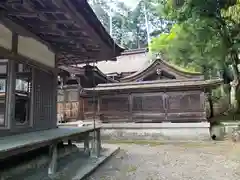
[
  {"left": 0, "top": 23, "right": 12, "bottom": 50},
  {"left": 18, "top": 36, "right": 55, "bottom": 68}
]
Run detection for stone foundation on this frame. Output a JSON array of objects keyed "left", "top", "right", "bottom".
[
  {"left": 210, "top": 122, "right": 240, "bottom": 141},
  {"left": 101, "top": 122, "right": 211, "bottom": 141}
]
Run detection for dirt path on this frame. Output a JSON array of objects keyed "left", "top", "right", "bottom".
[{"left": 87, "top": 141, "right": 240, "bottom": 180}]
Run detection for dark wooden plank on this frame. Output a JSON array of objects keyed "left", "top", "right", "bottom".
[
  {"left": 166, "top": 91, "right": 205, "bottom": 122},
  {"left": 0, "top": 126, "right": 100, "bottom": 160}
]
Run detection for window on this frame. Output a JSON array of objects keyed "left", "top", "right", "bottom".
[
  {"left": 15, "top": 63, "right": 32, "bottom": 125},
  {"left": 0, "top": 79, "right": 5, "bottom": 92},
  {"left": 0, "top": 59, "right": 8, "bottom": 126}
]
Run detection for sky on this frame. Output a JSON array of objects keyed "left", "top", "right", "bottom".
[{"left": 118, "top": 0, "right": 141, "bottom": 9}]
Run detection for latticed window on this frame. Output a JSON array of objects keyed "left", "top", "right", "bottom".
[{"left": 0, "top": 79, "right": 5, "bottom": 92}]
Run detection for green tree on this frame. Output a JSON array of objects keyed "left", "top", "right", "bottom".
[
  {"left": 151, "top": 0, "right": 240, "bottom": 112},
  {"left": 89, "top": 0, "right": 167, "bottom": 49}
]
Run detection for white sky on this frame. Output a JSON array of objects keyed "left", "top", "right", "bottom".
[{"left": 118, "top": 0, "right": 141, "bottom": 9}]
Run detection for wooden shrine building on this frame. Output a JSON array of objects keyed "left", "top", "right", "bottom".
[
  {"left": 85, "top": 57, "right": 222, "bottom": 123},
  {"left": 85, "top": 79, "right": 223, "bottom": 123},
  {"left": 57, "top": 65, "right": 117, "bottom": 123},
  {"left": 0, "top": 0, "right": 122, "bottom": 178}
]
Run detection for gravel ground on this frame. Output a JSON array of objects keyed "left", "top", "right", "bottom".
[{"left": 87, "top": 141, "right": 240, "bottom": 180}]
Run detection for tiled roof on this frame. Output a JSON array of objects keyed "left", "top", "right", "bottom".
[
  {"left": 85, "top": 79, "right": 223, "bottom": 92},
  {"left": 58, "top": 65, "right": 117, "bottom": 83},
  {"left": 94, "top": 48, "right": 150, "bottom": 74}
]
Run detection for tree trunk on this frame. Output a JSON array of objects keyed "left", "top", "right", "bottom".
[
  {"left": 202, "top": 65, "right": 214, "bottom": 118},
  {"left": 220, "top": 63, "right": 232, "bottom": 110},
  {"left": 120, "top": 16, "right": 125, "bottom": 47},
  {"left": 208, "top": 91, "right": 214, "bottom": 118},
  {"left": 230, "top": 52, "right": 240, "bottom": 112}
]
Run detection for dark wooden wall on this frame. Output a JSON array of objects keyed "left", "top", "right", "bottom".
[
  {"left": 98, "top": 90, "right": 206, "bottom": 123},
  {"left": 83, "top": 97, "right": 97, "bottom": 120},
  {"left": 100, "top": 95, "right": 130, "bottom": 122}
]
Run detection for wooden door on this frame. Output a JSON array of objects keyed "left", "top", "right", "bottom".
[
  {"left": 131, "top": 93, "right": 166, "bottom": 123},
  {"left": 165, "top": 91, "right": 205, "bottom": 122}
]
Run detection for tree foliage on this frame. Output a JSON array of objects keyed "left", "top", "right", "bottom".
[
  {"left": 151, "top": 0, "right": 239, "bottom": 73},
  {"left": 151, "top": 0, "right": 240, "bottom": 111},
  {"left": 89, "top": 0, "right": 167, "bottom": 49}
]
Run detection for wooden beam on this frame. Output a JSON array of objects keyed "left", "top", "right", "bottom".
[
  {"left": 43, "top": 20, "right": 75, "bottom": 24},
  {"left": 7, "top": 11, "right": 64, "bottom": 17},
  {"left": 0, "top": 17, "right": 56, "bottom": 53},
  {"left": 55, "top": 0, "right": 109, "bottom": 51},
  {"left": 59, "top": 50, "right": 91, "bottom": 55},
  {"left": 3, "top": 0, "right": 24, "bottom": 6},
  {"left": 60, "top": 49, "right": 100, "bottom": 54},
  {"left": 39, "top": 31, "right": 64, "bottom": 37},
  {"left": 42, "top": 36, "right": 87, "bottom": 42},
  {"left": 60, "top": 54, "right": 77, "bottom": 66},
  {"left": 11, "top": 32, "right": 18, "bottom": 54}
]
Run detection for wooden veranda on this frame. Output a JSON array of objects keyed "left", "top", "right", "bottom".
[{"left": 0, "top": 0, "right": 122, "bottom": 178}]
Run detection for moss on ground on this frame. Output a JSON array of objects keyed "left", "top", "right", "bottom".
[
  {"left": 209, "top": 113, "right": 240, "bottom": 124},
  {"left": 127, "top": 165, "right": 137, "bottom": 173},
  {"left": 103, "top": 140, "right": 214, "bottom": 148},
  {"left": 104, "top": 140, "right": 165, "bottom": 146}
]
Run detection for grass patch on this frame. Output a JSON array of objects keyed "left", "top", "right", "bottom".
[
  {"left": 104, "top": 140, "right": 165, "bottom": 146},
  {"left": 104, "top": 140, "right": 215, "bottom": 148},
  {"left": 127, "top": 165, "right": 137, "bottom": 173},
  {"left": 209, "top": 113, "right": 240, "bottom": 124},
  {"left": 177, "top": 142, "right": 216, "bottom": 148}
]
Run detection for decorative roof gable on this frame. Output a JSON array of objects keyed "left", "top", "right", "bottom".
[{"left": 120, "top": 58, "right": 203, "bottom": 82}]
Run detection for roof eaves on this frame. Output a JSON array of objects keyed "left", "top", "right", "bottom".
[
  {"left": 85, "top": 79, "right": 223, "bottom": 92},
  {"left": 1, "top": 0, "right": 124, "bottom": 65}
]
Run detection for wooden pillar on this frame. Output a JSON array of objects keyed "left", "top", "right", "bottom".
[
  {"left": 48, "top": 143, "right": 58, "bottom": 176},
  {"left": 129, "top": 93, "right": 133, "bottom": 122},
  {"left": 59, "top": 76, "right": 65, "bottom": 123},
  {"left": 91, "top": 129, "right": 101, "bottom": 158},
  {"left": 67, "top": 139, "right": 72, "bottom": 145},
  {"left": 82, "top": 97, "right": 85, "bottom": 120},
  {"left": 6, "top": 60, "right": 16, "bottom": 129},
  {"left": 84, "top": 132, "right": 90, "bottom": 156},
  {"left": 97, "top": 96, "right": 101, "bottom": 120},
  {"left": 96, "top": 128, "right": 102, "bottom": 152},
  {"left": 5, "top": 33, "right": 18, "bottom": 128},
  {"left": 77, "top": 76, "right": 83, "bottom": 120},
  {"left": 63, "top": 80, "right": 67, "bottom": 122},
  {"left": 52, "top": 54, "right": 58, "bottom": 127}
]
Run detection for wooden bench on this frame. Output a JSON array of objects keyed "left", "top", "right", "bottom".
[{"left": 0, "top": 126, "right": 101, "bottom": 176}]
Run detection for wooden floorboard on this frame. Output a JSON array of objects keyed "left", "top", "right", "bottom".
[{"left": 0, "top": 126, "right": 101, "bottom": 154}]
